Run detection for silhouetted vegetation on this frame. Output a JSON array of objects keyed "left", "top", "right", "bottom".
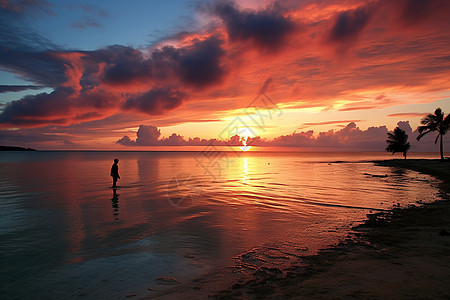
[
  {"left": 386, "top": 127, "right": 411, "bottom": 159},
  {"left": 0, "top": 146, "right": 36, "bottom": 151},
  {"left": 417, "top": 108, "right": 450, "bottom": 160}
]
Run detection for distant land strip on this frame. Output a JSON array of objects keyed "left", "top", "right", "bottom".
[{"left": 0, "top": 146, "right": 36, "bottom": 151}]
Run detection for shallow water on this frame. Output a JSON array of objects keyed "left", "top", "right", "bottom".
[{"left": 0, "top": 151, "right": 442, "bottom": 299}]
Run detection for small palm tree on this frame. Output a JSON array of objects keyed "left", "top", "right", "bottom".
[
  {"left": 417, "top": 108, "right": 450, "bottom": 160},
  {"left": 386, "top": 127, "right": 411, "bottom": 159}
]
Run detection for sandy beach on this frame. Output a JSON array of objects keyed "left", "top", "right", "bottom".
[{"left": 145, "top": 159, "right": 450, "bottom": 299}]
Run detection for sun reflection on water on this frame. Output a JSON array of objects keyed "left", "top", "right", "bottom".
[{"left": 242, "top": 157, "right": 249, "bottom": 183}]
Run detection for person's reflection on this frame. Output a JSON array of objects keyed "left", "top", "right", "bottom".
[{"left": 111, "top": 189, "right": 119, "bottom": 220}]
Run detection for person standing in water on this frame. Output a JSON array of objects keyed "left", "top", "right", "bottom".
[{"left": 111, "top": 158, "right": 120, "bottom": 188}]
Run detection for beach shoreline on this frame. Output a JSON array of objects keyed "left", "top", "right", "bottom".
[{"left": 144, "top": 159, "right": 450, "bottom": 299}]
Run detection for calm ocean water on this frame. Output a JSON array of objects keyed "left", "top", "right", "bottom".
[{"left": 0, "top": 151, "right": 442, "bottom": 299}]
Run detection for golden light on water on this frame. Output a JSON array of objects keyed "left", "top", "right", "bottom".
[{"left": 242, "top": 157, "right": 249, "bottom": 183}]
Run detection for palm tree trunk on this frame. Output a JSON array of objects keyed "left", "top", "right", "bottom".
[{"left": 440, "top": 134, "right": 444, "bottom": 160}]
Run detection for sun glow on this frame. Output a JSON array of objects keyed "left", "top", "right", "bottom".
[{"left": 239, "top": 128, "right": 252, "bottom": 151}]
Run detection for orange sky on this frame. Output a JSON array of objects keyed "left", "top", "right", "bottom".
[{"left": 0, "top": 0, "right": 449, "bottom": 150}]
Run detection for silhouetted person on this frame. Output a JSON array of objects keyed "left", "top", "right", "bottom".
[{"left": 111, "top": 158, "right": 120, "bottom": 188}]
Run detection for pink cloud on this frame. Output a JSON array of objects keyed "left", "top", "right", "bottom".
[
  {"left": 299, "top": 119, "right": 364, "bottom": 128},
  {"left": 115, "top": 121, "right": 446, "bottom": 152},
  {"left": 387, "top": 113, "right": 426, "bottom": 118}
]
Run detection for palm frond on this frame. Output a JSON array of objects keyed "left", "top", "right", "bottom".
[
  {"left": 420, "top": 114, "right": 438, "bottom": 126},
  {"left": 416, "top": 128, "right": 431, "bottom": 141},
  {"left": 434, "top": 108, "right": 444, "bottom": 121}
]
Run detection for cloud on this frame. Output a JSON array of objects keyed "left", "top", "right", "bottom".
[
  {"left": 117, "top": 125, "right": 165, "bottom": 146},
  {"left": 115, "top": 135, "right": 135, "bottom": 146},
  {"left": 0, "top": 36, "right": 226, "bottom": 126},
  {"left": 70, "top": 4, "right": 108, "bottom": 29},
  {"left": 299, "top": 119, "right": 364, "bottom": 128},
  {"left": 0, "top": 0, "right": 54, "bottom": 16},
  {"left": 328, "top": 6, "right": 374, "bottom": 42},
  {"left": 396, "top": 120, "right": 412, "bottom": 133},
  {"left": 274, "top": 120, "right": 447, "bottom": 151},
  {"left": 115, "top": 122, "right": 393, "bottom": 151},
  {"left": 101, "top": 36, "right": 227, "bottom": 89},
  {"left": 0, "top": 85, "right": 44, "bottom": 93},
  {"left": 0, "top": 127, "right": 68, "bottom": 145},
  {"left": 172, "top": 37, "right": 227, "bottom": 88},
  {"left": 63, "top": 140, "right": 76, "bottom": 146},
  {"left": 314, "top": 122, "right": 388, "bottom": 149},
  {"left": 269, "top": 130, "right": 315, "bottom": 147},
  {"left": 0, "top": 87, "right": 121, "bottom": 127},
  {"left": 116, "top": 124, "right": 244, "bottom": 147},
  {"left": 71, "top": 18, "right": 101, "bottom": 29},
  {"left": 124, "top": 88, "right": 186, "bottom": 115},
  {"left": 0, "top": 12, "right": 65, "bottom": 87},
  {"left": 214, "top": 1, "right": 296, "bottom": 52},
  {"left": 135, "top": 125, "right": 161, "bottom": 145},
  {"left": 398, "top": 0, "right": 450, "bottom": 25},
  {"left": 387, "top": 112, "right": 426, "bottom": 118}
]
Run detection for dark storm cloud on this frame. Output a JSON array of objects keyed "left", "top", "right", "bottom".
[
  {"left": 0, "top": 85, "right": 44, "bottom": 93},
  {"left": 214, "top": 1, "right": 296, "bottom": 52},
  {"left": 123, "top": 88, "right": 187, "bottom": 115},
  {"left": 0, "top": 87, "right": 120, "bottom": 127},
  {"left": 0, "top": 33, "right": 227, "bottom": 126},
  {"left": 102, "top": 37, "right": 227, "bottom": 89},
  {"left": 329, "top": 6, "right": 374, "bottom": 42},
  {"left": 0, "top": 88, "right": 74, "bottom": 126},
  {"left": 96, "top": 45, "right": 149, "bottom": 85},
  {"left": 174, "top": 37, "right": 226, "bottom": 87}
]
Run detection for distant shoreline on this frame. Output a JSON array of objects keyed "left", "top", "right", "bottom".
[
  {"left": 375, "top": 158, "right": 450, "bottom": 190},
  {"left": 0, "top": 146, "right": 36, "bottom": 151}
]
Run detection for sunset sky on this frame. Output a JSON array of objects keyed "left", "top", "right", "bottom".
[{"left": 0, "top": 0, "right": 449, "bottom": 150}]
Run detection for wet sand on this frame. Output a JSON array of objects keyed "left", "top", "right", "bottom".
[{"left": 145, "top": 159, "right": 450, "bottom": 299}]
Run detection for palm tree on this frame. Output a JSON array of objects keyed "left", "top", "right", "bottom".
[
  {"left": 417, "top": 108, "right": 450, "bottom": 160},
  {"left": 386, "top": 127, "right": 411, "bottom": 159}
]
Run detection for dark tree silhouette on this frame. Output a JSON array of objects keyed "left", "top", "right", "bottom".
[
  {"left": 417, "top": 108, "right": 450, "bottom": 160},
  {"left": 386, "top": 127, "right": 411, "bottom": 159}
]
